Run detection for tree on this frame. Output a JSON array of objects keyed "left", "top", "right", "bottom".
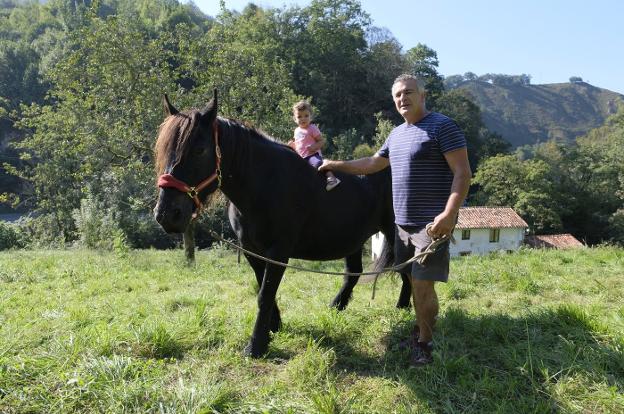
[
  {"left": 472, "top": 154, "right": 565, "bottom": 233},
  {"left": 404, "top": 43, "right": 444, "bottom": 108},
  {"left": 185, "top": 4, "right": 301, "bottom": 140},
  {"left": 13, "top": 14, "right": 180, "bottom": 244},
  {"left": 479, "top": 130, "right": 512, "bottom": 158},
  {"left": 435, "top": 89, "right": 484, "bottom": 170},
  {"left": 444, "top": 74, "right": 465, "bottom": 90}
]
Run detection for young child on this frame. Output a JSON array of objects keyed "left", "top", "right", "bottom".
[{"left": 288, "top": 100, "right": 340, "bottom": 191}]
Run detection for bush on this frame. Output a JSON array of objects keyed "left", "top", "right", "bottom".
[
  {"left": 13, "top": 214, "right": 67, "bottom": 248},
  {"left": 73, "top": 196, "right": 123, "bottom": 250},
  {"left": 0, "top": 221, "right": 22, "bottom": 250}
]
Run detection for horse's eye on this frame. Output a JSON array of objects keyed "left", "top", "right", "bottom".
[{"left": 194, "top": 147, "right": 208, "bottom": 156}]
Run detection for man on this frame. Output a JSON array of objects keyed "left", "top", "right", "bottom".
[{"left": 319, "top": 74, "right": 471, "bottom": 365}]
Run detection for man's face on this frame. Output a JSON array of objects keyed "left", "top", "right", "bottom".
[{"left": 392, "top": 79, "right": 425, "bottom": 123}]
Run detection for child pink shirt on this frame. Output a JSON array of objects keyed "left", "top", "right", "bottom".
[{"left": 293, "top": 124, "right": 322, "bottom": 159}]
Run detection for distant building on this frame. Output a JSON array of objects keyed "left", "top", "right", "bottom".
[
  {"left": 371, "top": 206, "right": 528, "bottom": 259},
  {"left": 525, "top": 234, "right": 584, "bottom": 249},
  {"left": 451, "top": 207, "right": 528, "bottom": 257}
]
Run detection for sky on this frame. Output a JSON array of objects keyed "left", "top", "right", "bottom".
[{"left": 189, "top": 0, "right": 624, "bottom": 94}]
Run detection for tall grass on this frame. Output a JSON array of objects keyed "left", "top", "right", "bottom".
[{"left": 0, "top": 247, "right": 622, "bottom": 413}]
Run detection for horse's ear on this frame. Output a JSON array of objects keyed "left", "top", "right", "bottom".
[
  {"left": 200, "top": 88, "right": 218, "bottom": 125},
  {"left": 163, "top": 94, "right": 178, "bottom": 117}
]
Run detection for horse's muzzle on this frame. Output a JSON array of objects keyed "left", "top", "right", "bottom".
[{"left": 153, "top": 192, "right": 192, "bottom": 233}]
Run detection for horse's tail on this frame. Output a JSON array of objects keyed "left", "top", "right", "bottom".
[{"left": 361, "top": 231, "right": 395, "bottom": 283}]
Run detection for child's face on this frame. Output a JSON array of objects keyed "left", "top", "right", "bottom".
[{"left": 294, "top": 109, "right": 311, "bottom": 128}]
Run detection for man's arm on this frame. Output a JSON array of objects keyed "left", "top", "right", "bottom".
[
  {"left": 319, "top": 154, "right": 390, "bottom": 175},
  {"left": 430, "top": 147, "right": 471, "bottom": 238}
]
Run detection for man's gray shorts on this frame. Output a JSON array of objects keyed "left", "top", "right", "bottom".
[{"left": 394, "top": 224, "right": 450, "bottom": 282}]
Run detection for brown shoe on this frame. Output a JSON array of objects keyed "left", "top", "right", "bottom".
[{"left": 409, "top": 341, "right": 433, "bottom": 366}]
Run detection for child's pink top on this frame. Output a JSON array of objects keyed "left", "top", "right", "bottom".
[{"left": 293, "top": 124, "right": 322, "bottom": 159}]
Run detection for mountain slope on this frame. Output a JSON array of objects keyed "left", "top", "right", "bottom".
[{"left": 455, "top": 81, "right": 623, "bottom": 147}]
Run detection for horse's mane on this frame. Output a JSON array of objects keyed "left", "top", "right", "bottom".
[
  {"left": 154, "top": 111, "right": 294, "bottom": 175},
  {"left": 154, "top": 109, "right": 201, "bottom": 175},
  {"left": 220, "top": 117, "right": 292, "bottom": 149}
]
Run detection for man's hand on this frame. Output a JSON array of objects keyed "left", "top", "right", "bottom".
[
  {"left": 429, "top": 210, "right": 456, "bottom": 239},
  {"left": 318, "top": 159, "right": 333, "bottom": 172}
]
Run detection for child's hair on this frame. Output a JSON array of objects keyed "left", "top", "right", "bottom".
[{"left": 292, "top": 100, "right": 313, "bottom": 116}]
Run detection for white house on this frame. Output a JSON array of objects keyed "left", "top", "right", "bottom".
[
  {"left": 371, "top": 206, "right": 528, "bottom": 259},
  {"left": 451, "top": 207, "right": 528, "bottom": 256}
]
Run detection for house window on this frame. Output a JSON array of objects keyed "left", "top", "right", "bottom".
[
  {"left": 461, "top": 229, "right": 471, "bottom": 240},
  {"left": 489, "top": 228, "right": 500, "bottom": 243}
]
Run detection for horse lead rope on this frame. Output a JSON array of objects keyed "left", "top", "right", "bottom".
[{"left": 207, "top": 225, "right": 451, "bottom": 278}]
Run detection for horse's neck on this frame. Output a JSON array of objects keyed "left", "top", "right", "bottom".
[{"left": 218, "top": 119, "right": 267, "bottom": 212}]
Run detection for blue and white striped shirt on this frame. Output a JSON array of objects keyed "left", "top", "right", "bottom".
[{"left": 377, "top": 112, "right": 466, "bottom": 226}]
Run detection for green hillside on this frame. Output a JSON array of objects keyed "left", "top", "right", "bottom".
[{"left": 456, "top": 80, "right": 624, "bottom": 147}]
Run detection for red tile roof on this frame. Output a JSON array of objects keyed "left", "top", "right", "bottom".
[
  {"left": 456, "top": 207, "right": 528, "bottom": 229},
  {"left": 525, "top": 234, "right": 584, "bottom": 249}
]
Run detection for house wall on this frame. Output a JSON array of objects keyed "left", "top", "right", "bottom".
[{"left": 450, "top": 228, "right": 525, "bottom": 256}]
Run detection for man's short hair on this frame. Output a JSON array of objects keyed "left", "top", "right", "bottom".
[{"left": 393, "top": 74, "right": 426, "bottom": 93}]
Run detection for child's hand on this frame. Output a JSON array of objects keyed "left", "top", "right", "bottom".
[{"left": 287, "top": 140, "right": 295, "bottom": 149}]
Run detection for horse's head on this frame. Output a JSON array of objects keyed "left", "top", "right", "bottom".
[{"left": 153, "top": 91, "right": 221, "bottom": 233}]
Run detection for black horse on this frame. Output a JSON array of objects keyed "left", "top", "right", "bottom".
[{"left": 153, "top": 92, "right": 411, "bottom": 357}]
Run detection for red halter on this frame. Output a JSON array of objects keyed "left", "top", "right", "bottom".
[{"left": 157, "top": 121, "right": 222, "bottom": 220}]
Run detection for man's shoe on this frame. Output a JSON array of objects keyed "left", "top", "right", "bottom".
[{"left": 409, "top": 341, "right": 433, "bottom": 366}]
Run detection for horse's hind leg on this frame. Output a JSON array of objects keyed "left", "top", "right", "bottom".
[
  {"left": 397, "top": 272, "right": 412, "bottom": 309},
  {"left": 244, "top": 253, "right": 282, "bottom": 333},
  {"left": 330, "top": 249, "right": 362, "bottom": 311}
]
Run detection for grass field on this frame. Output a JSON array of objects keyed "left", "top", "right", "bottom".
[{"left": 0, "top": 246, "right": 623, "bottom": 413}]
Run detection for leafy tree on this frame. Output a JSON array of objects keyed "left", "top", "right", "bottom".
[
  {"left": 479, "top": 129, "right": 512, "bottom": 158},
  {"left": 564, "top": 108, "right": 624, "bottom": 243},
  {"left": 13, "top": 14, "right": 180, "bottom": 244},
  {"left": 404, "top": 43, "right": 444, "bottom": 108},
  {"left": 183, "top": 4, "right": 301, "bottom": 140},
  {"left": 444, "top": 74, "right": 465, "bottom": 90},
  {"left": 472, "top": 154, "right": 565, "bottom": 233},
  {"left": 435, "top": 89, "right": 484, "bottom": 169}
]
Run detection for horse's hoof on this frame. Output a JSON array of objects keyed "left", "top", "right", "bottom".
[
  {"left": 269, "top": 319, "right": 282, "bottom": 333},
  {"left": 243, "top": 342, "right": 267, "bottom": 358},
  {"left": 396, "top": 300, "right": 411, "bottom": 309},
  {"left": 329, "top": 296, "right": 348, "bottom": 311}
]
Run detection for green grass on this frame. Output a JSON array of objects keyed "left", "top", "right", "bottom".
[{"left": 0, "top": 247, "right": 623, "bottom": 413}]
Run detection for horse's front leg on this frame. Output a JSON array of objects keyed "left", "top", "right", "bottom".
[
  {"left": 244, "top": 254, "right": 288, "bottom": 358},
  {"left": 330, "top": 249, "right": 362, "bottom": 310},
  {"left": 244, "top": 253, "right": 281, "bottom": 333}
]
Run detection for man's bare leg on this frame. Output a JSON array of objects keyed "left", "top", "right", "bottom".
[{"left": 410, "top": 279, "right": 438, "bottom": 342}]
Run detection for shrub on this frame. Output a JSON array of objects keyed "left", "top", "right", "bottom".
[
  {"left": 73, "top": 196, "right": 123, "bottom": 250},
  {"left": 0, "top": 221, "right": 22, "bottom": 250}
]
